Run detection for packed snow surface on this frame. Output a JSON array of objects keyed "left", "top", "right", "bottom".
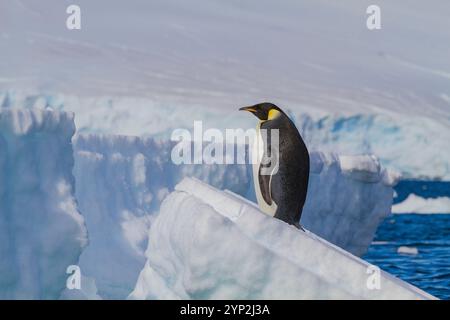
[
  {"left": 0, "top": 109, "right": 87, "bottom": 299},
  {"left": 130, "top": 178, "right": 434, "bottom": 300},
  {"left": 392, "top": 194, "right": 450, "bottom": 214}
]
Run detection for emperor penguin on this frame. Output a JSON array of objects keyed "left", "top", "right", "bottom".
[{"left": 239, "top": 102, "right": 310, "bottom": 229}]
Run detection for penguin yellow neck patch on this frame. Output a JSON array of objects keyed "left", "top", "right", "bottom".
[{"left": 267, "top": 109, "right": 281, "bottom": 120}]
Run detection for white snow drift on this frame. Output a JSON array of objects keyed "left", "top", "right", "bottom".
[
  {"left": 392, "top": 194, "right": 450, "bottom": 214},
  {"left": 130, "top": 178, "right": 433, "bottom": 300},
  {"left": 0, "top": 109, "right": 87, "bottom": 299}
]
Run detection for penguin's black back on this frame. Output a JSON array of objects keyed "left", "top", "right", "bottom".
[{"left": 260, "top": 113, "right": 310, "bottom": 225}]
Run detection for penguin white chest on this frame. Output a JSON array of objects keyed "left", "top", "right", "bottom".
[{"left": 252, "top": 123, "right": 278, "bottom": 216}]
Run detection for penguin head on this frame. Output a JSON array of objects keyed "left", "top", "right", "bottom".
[{"left": 239, "top": 102, "right": 283, "bottom": 121}]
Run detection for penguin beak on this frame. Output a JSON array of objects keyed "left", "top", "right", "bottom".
[{"left": 239, "top": 106, "right": 257, "bottom": 113}]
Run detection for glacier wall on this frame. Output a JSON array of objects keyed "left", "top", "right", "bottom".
[
  {"left": 130, "top": 178, "right": 433, "bottom": 300},
  {"left": 73, "top": 134, "right": 393, "bottom": 298},
  {"left": 2, "top": 91, "right": 449, "bottom": 181},
  {"left": 295, "top": 113, "right": 450, "bottom": 181},
  {"left": 0, "top": 109, "right": 87, "bottom": 299}
]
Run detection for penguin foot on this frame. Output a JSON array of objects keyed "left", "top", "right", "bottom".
[{"left": 293, "top": 222, "right": 306, "bottom": 232}]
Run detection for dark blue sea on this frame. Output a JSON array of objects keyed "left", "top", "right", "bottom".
[{"left": 364, "top": 180, "right": 450, "bottom": 300}]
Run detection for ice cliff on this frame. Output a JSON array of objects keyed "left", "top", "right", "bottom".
[{"left": 0, "top": 109, "right": 87, "bottom": 299}]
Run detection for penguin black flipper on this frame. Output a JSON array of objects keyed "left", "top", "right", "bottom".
[
  {"left": 257, "top": 139, "right": 280, "bottom": 207},
  {"left": 257, "top": 165, "right": 273, "bottom": 206}
]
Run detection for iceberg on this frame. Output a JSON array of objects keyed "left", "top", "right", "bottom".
[
  {"left": 302, "top": 152, "right": 395, "bottom": 257},
  {"left": 130, "top": 178, "right": 433, "bottom": 300},
  {"left": 297, "top": 113, "right": 450, "bottom": 181},
  {"left": 1, "top": 0, "right": 448, "bottom": 299},
  {"left": 0, "top": 107, "right": 420, "bottom": 300},
  {"left": 0, "top": 108, "right": 396, "bottom": 299},
  {"left": 392, "top": 194, "right": 450, "bottom": 214},
  {"left": 72, "top": 134, "right": 393, "bottom": 298},
  {"left": 397, "top": 247, "right": 419, "bottom": 256},
  {"left": 0, "top": 109, "right": 87, "bottom": 299}
]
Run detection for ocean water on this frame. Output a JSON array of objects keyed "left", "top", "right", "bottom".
[{"left": 364, "top": 181, "right": 450, "bottom": 300}]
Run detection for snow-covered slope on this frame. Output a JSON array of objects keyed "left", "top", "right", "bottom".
[
  {"left": 0, "top": 109, "right": 87, "bottom": 299},
  {"left": 130, "top": 178, "right": 433, "bottom": 300},
  {"left": 72, "top": 134, "right": 393, "bottom": 298}
]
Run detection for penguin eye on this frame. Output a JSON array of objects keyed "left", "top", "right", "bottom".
[{"left": 267, "top": 109, "right": 281, "bottom": 120}]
